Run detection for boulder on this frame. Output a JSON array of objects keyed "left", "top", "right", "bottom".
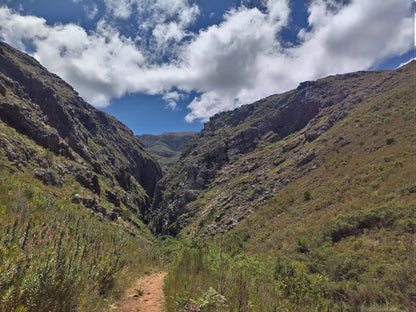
[{"left": 33, "top": 167, "right": 63, "bottom": 187}]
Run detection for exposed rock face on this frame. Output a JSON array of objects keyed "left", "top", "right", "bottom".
[
  {"left": 33, "top": 167, "right": 63, "bottom": 187},
  {"left": 0, "top": 41, "right": 162, "bottom": 219},
  {"left": 150, "top": 60, "right": 415, "bottom": 236}
]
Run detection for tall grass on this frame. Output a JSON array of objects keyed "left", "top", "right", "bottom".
[
  {"left": 0, "top": 174, "right": 152, "bottom": 311},
  {"left": 164, "top": 221, "right": 414, "bottom": 312}
]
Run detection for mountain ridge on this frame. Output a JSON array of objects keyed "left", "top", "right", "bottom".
[
  {"left": 0, "top": 41, "right": 166, "bottom": 311},
  {"left": 150, "top": 60, "right": 415, "bottom": 236}
]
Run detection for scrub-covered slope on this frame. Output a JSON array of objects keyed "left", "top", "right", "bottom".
[
  {"left": 0, "top": 41, "right": 162, "bottom": 311},
  {"left": 162, "top": 61, "right": 415, "bottom": 311}
]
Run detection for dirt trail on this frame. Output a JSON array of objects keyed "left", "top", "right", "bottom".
[{"left": 115, "top": 271, "right": 167, "bottom": 312}]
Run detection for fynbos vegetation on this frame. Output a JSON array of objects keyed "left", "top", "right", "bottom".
[{"left": 0, "top": 174, "right": 153, "bottom": 311}]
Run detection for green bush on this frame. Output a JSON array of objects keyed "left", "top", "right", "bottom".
[{"left": 303, "top": 190, "right": 312, "bottom": 201}]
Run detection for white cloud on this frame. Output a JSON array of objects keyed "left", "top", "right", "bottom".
[
  {"left": 0, "top": 0, "right": 413, "bottom": 122},
  {"left": 84, "top": 3, "right": 98, "bottom": 20},
  {"left": 103, "top": 0, "right": 134, "bottom": 19},
  {"left": 0, "top": 8, "right": 48, "bottom": 52},
  {"left": 152, "top": 22, "right": 185, "bottom": 46},
  {"left": 266, "top": 0, "right": 290, "bottom": 25},
  {"left": 162, "top": 91, "right": 184, "bottom": 110},
  {"left": 139, "top": 0, "right": 200, "bottom": 51},
  {"left": 0, "top": 7, "right": 149, "bottom": 107},
  {"left": 174, "top": 5, "right": 290, "bottom": 120},
  {"left": 398, "top": 57, "right": 415, "bottom": 68},
  {"left": 294, "top": 0, "right": 413, "bottom": 76},
  {"left": 179, "top": 0, "right": 413, "bottom": 121},
  {"left": 101, "top": 0, "right": 199, "bottom": 57}
]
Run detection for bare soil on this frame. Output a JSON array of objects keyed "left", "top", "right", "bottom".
[{"left": 115, "top": 271, "right": 167, "bottom": 312}]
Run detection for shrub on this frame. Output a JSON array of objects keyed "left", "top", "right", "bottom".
[
  {"left": 296, "top": 237, "right": 310, "bottom": 253},
  {"left": 303, "top": 190, "right": 312, "bottom": 201}
]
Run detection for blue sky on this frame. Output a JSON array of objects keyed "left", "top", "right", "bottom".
[{"left": 0, "top": 0, "right": 414, "bottom": 134}]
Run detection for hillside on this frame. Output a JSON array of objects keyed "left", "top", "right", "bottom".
[
  {"left": 154, "top": 61, "right": 416, "bottom": 311},
  {"left": 138, "top": 132, "right": 196, "bottom": 173},
  {"left": 151, "top": 61, "right": 415, "bottom": 236},
  {"left": 0, "top": 41, "right": 162, "bottom": 311},
  {"left": 0, "top": 41, "right": 162, "bottom": 222}
]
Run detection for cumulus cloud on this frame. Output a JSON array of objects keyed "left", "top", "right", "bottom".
[
  {"left": 177, "top": 4, "right": 289, "bottom": 119},
  {"left": 0, "top": 7, "right": 148, "bottom": 106},
  {"left": 139, "top": 0, "right": 200, "bottom": 53},
  {"left": 296, "top": 0, "right": 414, "bottom": 75},
  {"left": 0, "top": 0, "right": 413, "bottom": 122},
  {"left": 182, "top": 0, "right": 413, "bottom": 121},
  {"left": 0, "top": 8, "right": 48, "bottom": 52},
  {"left": 180, "top": 0, "right": 413, "bottom": 121},
  {"left": 99, "top": 0, "right": 200, "bottom": 59}
]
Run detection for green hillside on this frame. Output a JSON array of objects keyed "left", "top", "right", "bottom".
[
  {"left": 158, "top": 61, "right": 416, "bottom": 311},
  {"left": 138, "top": 132, "right": 196, "bottom": 173}
]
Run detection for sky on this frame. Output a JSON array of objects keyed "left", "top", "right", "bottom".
[{"left": 0, "top": 0, "right": 414, "bottom": 135}]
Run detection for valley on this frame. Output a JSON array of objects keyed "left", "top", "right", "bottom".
[
  {"left": 0, "top": 41, "right": 414, "bottom": 311},
  {"left": 138, "top": 132, "right": 196, "bottom": 173}
]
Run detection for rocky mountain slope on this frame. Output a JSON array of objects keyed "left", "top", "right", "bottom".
[
  {"left": 161, "top": 61, "right": 415, "bottom": 311},
  {"left": 0, "top": 41, "right": 162, "bottom": 229},
  {"left": 0, "top": 41, "right": 165, "bottom": 312},
  {"left": 138, "top": 132, "right": 196, "bottom": 173},
  {"left": 150, "top": 60, "right": 415, "bottom": 236}
]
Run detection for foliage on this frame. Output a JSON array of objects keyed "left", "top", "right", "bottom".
[{"left": 0, "top": 174, "right": 152, "bottom": 311}]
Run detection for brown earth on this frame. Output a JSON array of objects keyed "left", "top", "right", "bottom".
[{"left": 115, "top": 272, "right": 167, "bottom": 312}]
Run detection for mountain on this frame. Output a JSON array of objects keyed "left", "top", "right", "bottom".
[
  {"left": 151, "top": 60, "right": 415, "bottom": 236},
  {"left": 138, "top": 132, "right": 196, "bottom": 173},
  {"left": 0, "top": 41, "right": 162, "bottom": 311},
  {"left": 160, "top": 61, "right": 415, "bottom": 311},
  {"left": 0, "top": 41, "right": 162, "bottom": 220}
]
